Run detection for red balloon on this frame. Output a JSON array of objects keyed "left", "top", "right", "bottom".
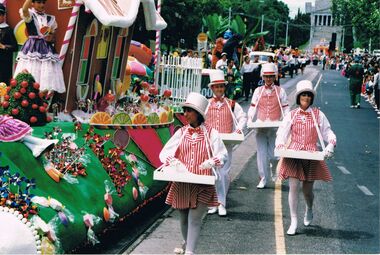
[
  {"left": 30, "top": 116, "right": 37, "bottom": 123},
  {"left": 21, "top": 80, "right": 28, "bottom": 88},
  {"left": 46, "top": 116, "right": 52, "bottom": 122},
  {"left": 28, "top": 92, "right": 36, "bottom": 99},
  {"left": 11, "top": 108, "right": 19, "bottom": 115},
  {"left": 2, "top": 101, "right": 9, "bottom": 108},
  {"left": 10, "top": 79, "right": 17, "bottom": 87},
  {"left": 14, "top": 92, "right": 22, "bottom": 99},
  {"left": 33, "top": 82, "right": 40, "bottom": 90},
  {"left": 20, "top": 88, "right": 26, "bottom": 94},
  {"left": 21, "top": 100, "right": 29, "bottom": 107},
  {"left": 4, "top": 95, "right": 10, "bottom": 101},
  {"left": 32, "top": 104, "right": 38, "bottom": 109}
]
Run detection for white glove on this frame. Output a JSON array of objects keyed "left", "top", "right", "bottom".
[
  {"left": 199, "top": 159, "right": 215, "bottom": 170},
  {"left": 166, "top": 157, "right": 181, "bottom": 166},
  {"left": 323, "top": 143, "right": 335, "bottom": 159}
]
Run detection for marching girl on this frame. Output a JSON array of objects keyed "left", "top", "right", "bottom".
[
  {"left": 247, "top": 63, "right": 289, "bottom": 189},
  {"left": 14, "top": 0, "right": 65, "bottom": 94},
  {"left": 275, "top": 80, "right": 337, "bottom": 235},
  {"left": 159, "top": 92, "right": 227, "bottom": 254},
  {"left": 205, "top": 70, "right": 247, "bottom": 216}
]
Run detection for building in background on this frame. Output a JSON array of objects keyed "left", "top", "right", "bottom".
[{"left": 306, "top": 0, "right": 343, "bottom": 55}]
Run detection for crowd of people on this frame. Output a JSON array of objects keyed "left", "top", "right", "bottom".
[
  {"left": 317, "top": 52, "right": 380, "bottom": 118},
  {"left": 160, "top": 63, "right": 337, "bottom": 254}
]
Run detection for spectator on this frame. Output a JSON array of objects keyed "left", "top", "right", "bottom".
[
  {"left": 0, "top": 4, "right": 18, "bottom": 83},
  {"left": 346, "top": 57, "right": 365, "bottom": 108},
  {"left": 216, "top": 52, "right": 228, "bottom": 70}
]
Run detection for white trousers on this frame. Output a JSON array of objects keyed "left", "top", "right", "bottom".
[
  {"left": 255, "top": 128, "right": 278, "bottom": 183},
  {"left": 215, "top": 144, "right": 233, "bottom": 206}
]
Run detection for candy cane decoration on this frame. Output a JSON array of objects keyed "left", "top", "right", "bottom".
[
  {"left": 153, "top": 0, "right": 161, "bottom": 87},
  {"left": 59, "top": 0, "right": 83, "bottom": 63}
]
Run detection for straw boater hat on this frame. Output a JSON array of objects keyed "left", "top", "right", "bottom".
[
  {"left": 180, "top": 92, "right": 209, "bottom": 119},
  {"left": 261, "top": 63, "right": 278, "bottom": 76},
  {"left": 208, "top": 70, "right": 227, "bottom": 88},
  {"left": 295, "top": 80, "right": 316, "bottom": 105}
]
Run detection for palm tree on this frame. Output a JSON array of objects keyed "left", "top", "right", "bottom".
[{"left": 229, "top": 15, "right": 269, "bottom": 66}]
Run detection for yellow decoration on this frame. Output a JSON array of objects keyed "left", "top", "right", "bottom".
[
  {"left": 40, "top": 237, "right": 56, "bottom": 254},
  {"left": 0, "top": 82, "right": 8, "bottom": 98},
  {"left": 90, "top": 112, "right": 112, "bottom": 124},
  {"left": 14, "top": 21, "right": 28, "bottom": 45},
  {"left": 95, "top": 79, "right": 102, "bottom": 96},
  {"left": 122, "top": 75, "right": 131, "bottom": 94},
  {"left": 96, "top": 25, "right": 110, "bottom": 59}
]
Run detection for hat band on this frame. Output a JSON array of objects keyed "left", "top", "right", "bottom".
[
  {"left": 210, "top": 80, "right": 226, "bottom": 84},
  {"left": 263, "top": 72, "right": 275, "bottom": 75}
]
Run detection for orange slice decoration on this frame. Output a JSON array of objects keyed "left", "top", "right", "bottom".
[
  {"left": 90, "top": 112, "right": 112, "bottom": 124},
  {"left": 159, "top": 111, "right": 168, "bottom": 123},
  {"left": 132, "top": 112, "right": 147, "bottom": 124}
]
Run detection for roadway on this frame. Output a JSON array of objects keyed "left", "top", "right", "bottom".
[{"left": 105, "top": 65, "right": 380, "bottom": 254}]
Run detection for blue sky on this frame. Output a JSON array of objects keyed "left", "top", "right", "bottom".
[{"left": 280, "top": 0, "right": 316, "bottom": 18}]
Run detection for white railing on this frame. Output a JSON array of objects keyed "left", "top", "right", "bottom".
[{"left": 159, "top": 56, "right": 202, "bottom": 107}]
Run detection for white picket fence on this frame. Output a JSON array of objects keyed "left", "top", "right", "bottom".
[{"left": 159, "top": 56, "right": 202, "bottom": 106}]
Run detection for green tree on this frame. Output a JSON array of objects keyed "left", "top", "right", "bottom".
[
  {"left": 332, "top": 0, "right": 379, "bottom": 52},
  {"left": 288, "top": 9, "right": 311, "bottom": 48}
]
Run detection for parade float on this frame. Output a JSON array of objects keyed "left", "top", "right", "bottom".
[{"left": 0, "top": 0, "right": 203, "bottom": 253}]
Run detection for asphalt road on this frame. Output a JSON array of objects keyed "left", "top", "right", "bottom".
[{"left": 126, "top": 65, "right": 379, "bottom": 254}]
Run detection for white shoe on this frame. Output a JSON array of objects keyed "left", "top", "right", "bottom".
[
  {"left": 271, "top": 173, "right": 278, "bottom": 182},
  {"left": 256, "top": 179, "right": 266, "bottom": 189},
  {"left": 218, "top": 204, "right": 227, "bottom": 216},
  {"left": 174, "top": 241, "right": 186, "bottom": 254},
  {"left": 304, "top": 209, "right": 313, "bottom": 226},
  {"left": 207, "top": 207, "right": 217, "bottom": 214},
  {"left": 287, "top": 222, "right": 297, "bottom": 235}
]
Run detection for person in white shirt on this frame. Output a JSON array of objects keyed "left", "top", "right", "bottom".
[
  {"left": 205, "top": 70, "right": 247, "bottom": 216},
  {"left": 241, "top": 55, "right": 256, "bottom": 101},
  {"left": 216, "top": 52, "right": 228, "bottom": 70},
  {"left": 275, "top": 80, "right": 336, "bottom": 235},
  {"left": 248, "top": 63, "right": 289, "bottom": 189}
]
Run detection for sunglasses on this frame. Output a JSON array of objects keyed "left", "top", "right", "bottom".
[{"left": 300, "top": 92, "right": 313, "bottom": 97}]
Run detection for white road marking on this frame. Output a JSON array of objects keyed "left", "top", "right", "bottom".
[
  {"left": 357, "top": 185, "right": 374, "bottom": 196},
  {"left": 337, "top": 165, "right": 351, "bottom": 174}
]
